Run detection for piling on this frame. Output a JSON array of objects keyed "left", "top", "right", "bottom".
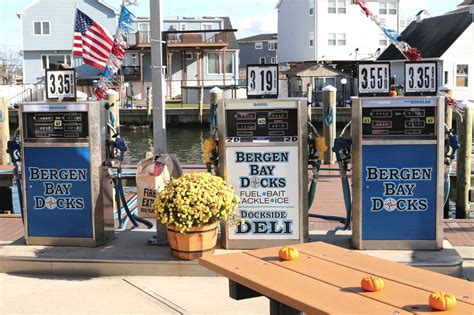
[
  {"left": 106, "top": 89, "right": 120, "bottom": 130},
  {"left": 0, "top": 97, "right": 10, "bottom": 165},
  {"left": 322, "top": 85, "right": 337, "bottom": 164},
  {"left": 455, "top": 100, "right": 473, "bottom": 219},
  {"left": 439, "top": 85, "right": 453, "bottom": 129}
]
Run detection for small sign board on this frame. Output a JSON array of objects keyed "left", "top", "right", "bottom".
[
  {"left": 45, "top": 69, "right": 77, "bottom": 101},
  {"left": 357, "top": 62, "right": 391, "bottom": 96},
  {"left": 404, "top": 61, "right": 438, "bottom": 96},
  {"left": 246, "top": 64, "right": 278, "bottom": 99}
]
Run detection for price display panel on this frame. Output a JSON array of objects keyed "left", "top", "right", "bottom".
[
  {"left": 46, "top": 69, "right": 77, "bottom": 101},
  {"left": 246, "top": 64, "right": 278, "bottom": 99},
  {"left": 404, "top": 62, "right": 437, "bottom": 96},
  {"left": 362, "top": 107, "right": 436, "bottom": 137},
  {"left": 358, "top": 62, "right": 391, "bottom": 96},
  {"left": 225, "top": 109, "right": 298, "bottom": 143},
  {"left": 24, "top": 112, "right": 89, "bottom": 139}
]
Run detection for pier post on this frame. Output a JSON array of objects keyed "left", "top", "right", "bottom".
[
  {"left": 107, "top": 89, "right": 120, "bottom": 130},
  {"left": 322, "top": 85, "right": 337, "bottom": 164},
  {"left": 439, "top": 85, "right": 453, "bottom": 129},
  {"left": 0, "top": 97, "right": 9, "bottom": 165},
  {"left": 456, "top": 101, "right": 473, "bottom": 219}
]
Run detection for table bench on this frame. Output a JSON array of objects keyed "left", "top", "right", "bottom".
[{"left": 200, "top": 242, "right": 473, "bottom": 314}]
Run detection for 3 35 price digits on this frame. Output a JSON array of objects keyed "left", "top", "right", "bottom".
[{"left": 407, "top": 65, "right": 435, "bottom": 90}]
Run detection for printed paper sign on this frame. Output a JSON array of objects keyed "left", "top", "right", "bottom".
[{"left": 225, "top": 146, "right": 299, "bottom": 240}]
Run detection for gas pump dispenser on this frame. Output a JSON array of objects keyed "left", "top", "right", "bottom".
[
  {"left": 218, "top": 98, "right": 308, "bottom": 249},
  {"left": 19, "top": 102, "right": 114, "bottom": 246},
  {"left": 351, "top": 96, "right": 445, "bottom": 250}
]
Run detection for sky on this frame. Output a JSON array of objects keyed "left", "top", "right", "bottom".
[{"left": 0, "top": 0, "right": 460, "bottom": 54}]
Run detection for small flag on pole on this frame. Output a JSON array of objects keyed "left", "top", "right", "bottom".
[{"left": 72, "top": 9, "right": 114, "bottom": 70}]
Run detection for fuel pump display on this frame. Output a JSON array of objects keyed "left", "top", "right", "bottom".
[
  {"left": 219, "top": 99, "right": 308, "bottom": 249},
  {"left": 352, "top": 97, "right": 444, "bottom": 250},
  {"left": 19, "top": 102, "right": 113, "bottom": 247}
]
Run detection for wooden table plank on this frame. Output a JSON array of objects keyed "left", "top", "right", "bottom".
[
  {"left": 247, "top": 248, "right": 474, "bottom": 314},
  {"left": 295, "top": 242, "right": 474, "bottom": 305},
  {"left": 200, "top": 252, "right": 412, "bottom": 315}
]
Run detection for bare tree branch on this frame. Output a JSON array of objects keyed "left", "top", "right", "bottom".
[{"left": 0, "top": 49, "right": 22, "bottom": 85}]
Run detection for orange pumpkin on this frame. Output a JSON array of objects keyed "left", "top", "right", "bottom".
[
  {"left": 429, "top": 292, "right": 457, "bottom": 311},
  {"left": 361, "top": 276, "right": 385, "bottom": 292},
  {"left": 278, "top": 246, "right": 299, "bottom": 261},
  {"left": 389, "top": 90, "right": 397, "bottom": 97}
]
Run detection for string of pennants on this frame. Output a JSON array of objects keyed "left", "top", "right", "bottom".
[
  {"left": 353, "top": 0, "right": 422, "bottom": 61},
  {"left": 94, "top": 5, "right": 135, "bottom": 100}
]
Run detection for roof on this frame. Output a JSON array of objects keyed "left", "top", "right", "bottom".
[
  {"left": 378, "top": 11, "right": 472, "bottom": 60},
  {"left": 17, "top": 0, "right": 118, "bottom": 17},
  {"left": 458, "top": 0, "right": 474, "bottom": 5},
  {"left": 237, "top": 33, "right": 277, "bottom": 43},
  {"left": 221, "top": 17, "right": 238, "bottom": 49},
  {"left": 282, "top": 62, "right": 345, "bottom": 77}
]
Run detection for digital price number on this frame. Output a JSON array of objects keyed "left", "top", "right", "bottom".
[
  {"left": 247, "top": 64, "right": 278, "bottom": 98},
  {"left": 358, "top": 63, "right": 390, "bottom": 96},
  {"left": 404, "top": 62, "right": 437, "bottom": 95},
  {"left": 46, "top": 69, "right": 76, "bottom": 100}
]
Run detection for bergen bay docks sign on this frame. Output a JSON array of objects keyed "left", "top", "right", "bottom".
[{"left": 226, "top": 147, "right": 299, "bottom": 239}]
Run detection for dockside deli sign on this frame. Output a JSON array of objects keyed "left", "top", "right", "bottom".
[{"left": 226, "top": 146, "right": 299, "bottom": 239}]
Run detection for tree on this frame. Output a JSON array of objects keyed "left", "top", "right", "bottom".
[{"left": 0, "top": 49, "right": 22, "bottom": 85}]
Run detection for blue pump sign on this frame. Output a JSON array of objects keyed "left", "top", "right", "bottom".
[
  {"left": 361, "top": 144, "right": 437, "bottom": 240},
  {"left": 24, "top": 146, "right": 93, "bottom": 238}
]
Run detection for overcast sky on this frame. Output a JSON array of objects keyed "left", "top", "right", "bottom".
[{"left": 0, "top": 0, "right": 461, "bottom": 52}]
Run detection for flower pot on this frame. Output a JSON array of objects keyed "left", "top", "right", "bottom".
[{"left": 166, "top": 222, "right": 218, "bottom": 260}]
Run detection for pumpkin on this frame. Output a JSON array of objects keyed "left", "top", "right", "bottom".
[
  {"left": 361, "top": 276, "right": 385, "bottom": 292},
  {"left": 389, "top": 90, "right": 397, "bottom": 97},
  {"left": 429, "top": 292, "right": 457, "bottom": 311},
  {"left": 278, "top": 246, "right": 299, "bottom": 261}
]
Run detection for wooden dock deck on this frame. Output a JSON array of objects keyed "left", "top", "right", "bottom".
[{"left": 1, "top": 167, "right": 472, "bottom": 246}]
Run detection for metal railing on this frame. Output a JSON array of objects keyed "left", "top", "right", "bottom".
[{"left": 127, "top": 31, "right": 228, "bottom": 47}]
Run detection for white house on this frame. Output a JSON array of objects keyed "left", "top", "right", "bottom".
[
  {"left": 378, "top": 1, "right": 474, "bottom": 101},
  {"left": 17, "top": 0, "right": 118, "bottom": 84},
  {"left": 276, "top": 0, "right": 400, "bottom": 64}
]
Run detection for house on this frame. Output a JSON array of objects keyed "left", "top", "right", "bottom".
[
  {"left": 124, "top": 16, "right": 239, "bottom": 101},
  {"left": 17, "top": 0, "right": 118, "bottom": 84},
  {"left": 276, "top": 0, "right": 400, "bottom": 64},
  {"left": 378, "top": 2, "right": 474, "bottom": 100},
  {"left": 237, "top": 33, "right": 278, "bottom": 68},
  {"left": 283, "top": 62, "right": 353, "bottom": 106}
]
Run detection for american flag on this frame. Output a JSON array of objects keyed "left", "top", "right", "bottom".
[{"left": 72, "top": 9, "right": 113, "bottom": 70}]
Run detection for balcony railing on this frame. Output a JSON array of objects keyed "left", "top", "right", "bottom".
[
  {"left": 120, "top": 65, "right": 140, "bottom": 80},
  {"left": 126, "top": 31, "right": 229, "bottom": 48}
]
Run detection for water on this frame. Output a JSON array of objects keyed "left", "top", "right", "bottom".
[{"left": 121, "top": 126, "right": 207, "bottom": 165}]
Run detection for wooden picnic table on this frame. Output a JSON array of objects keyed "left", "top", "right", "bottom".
[{"left": 200, "top": 242, "right": 474, "bottom": 314}]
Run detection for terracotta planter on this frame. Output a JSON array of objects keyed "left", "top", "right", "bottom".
[{"left": 166, "top": 222, "right": 218, "bottom": 260}]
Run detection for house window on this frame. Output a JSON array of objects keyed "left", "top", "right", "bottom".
[
  {"left": 42, "top": 54, "right": 71, "bottom": 70},
  {"left": 379, "top": 34, "right": 388, "bottom": 46},
  {"left": 456, "top": 64, "right": 469, "bottom": 87},
  {"left": 225, "top": 54, "right": 234, "bottom": 74},
  {"left": 270, "top": 57, "right": 276, "bottom": 63},
  {"left": 337, "top": 33, "right": 346, "bottom": 46},
  {"left": 268, "top": 41, "right": 278, "bottom": 51},
  {"left": 207, "top": 52, "right": 220, "bottom": 74},
  {"left": 379, "top": 2, "right": 388, "bottom": 14},
  {"left": 259, "top": 57, "right": 266, "bottom": 64},
  {"left": 186, "top": 52, "right": 193, "bottom": 60},
  {"left": 207, "top": 52, "right": 235, "bottom": 75},
  {"left": 337, "top": 0, "right": 346, "bottom": 14},
  {"left": 328, "top": 33, "right": 336, "bottom": 46},
  {"left": 309, "top": 32, "right": 314, "bottom": 47},
  {"left": 34, "top": 21, "right": 50, "bottom": 35},
  {"left": 255, "top": 42, "right": 263, "bottom": 49},
  {"left": 138, "top": 22, "right": 150, "bottom": 44},
  {"left": 328, "top": 0, "right": 336, "bottom": 13},
  {"left": 309, "top": 0, "right": 314, "bottom": 15},
  {"left": 123, "top": 53, "right": 139, "bottom": 66},
  {"left": 314, "top": 77, "right": 336, "bottom": 91},
  {"left": 201, "top": 23, "right": 213, "bottom": 30},
  {"left": 444, "top": 71, "right": 449, "bottom": 84},
  {"left": 388, "top": 2, "right": 397, "bottom": 15}
]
